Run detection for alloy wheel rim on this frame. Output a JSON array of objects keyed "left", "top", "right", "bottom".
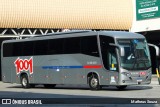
[
  {"left": 22, "top": 78, "right": 27, "bottom": 86},
  {"left": 91, "top": 78, "right": 98, "bottom": 88}
]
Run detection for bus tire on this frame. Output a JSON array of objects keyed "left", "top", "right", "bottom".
[
  {"left": 116, "top": 85, "right": 127, "bottom": 90},
  {"left": 21, "top": 74, "right": 31, "bottom": 88},
  {"left": 44, "top": 84, "right": 56, "bottom": 88},
  {"left": 89, "top": 75, "right": 101, "bottom": 90}
]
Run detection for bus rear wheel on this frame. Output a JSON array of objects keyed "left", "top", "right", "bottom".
[
  {"left": 21, "top": 74, "right": 31, "bottom": 88},
  {"left": 116, "top": 85, "right": 127, "bottom": 90},
  {"left": 89, "top": 75, "right": 101, "bottom": 90},
  {"left": 44, "top": 84, "right": 56, "bottom": 88}
]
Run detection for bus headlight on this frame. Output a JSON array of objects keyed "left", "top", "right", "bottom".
[{"left": 121, "top": 72, "right": 131, "bottom": 77}]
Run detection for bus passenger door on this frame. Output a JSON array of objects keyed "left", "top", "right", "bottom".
[
  {"left": 108, "top": 48, "right": 119, "bottom": 85},
  {"left": 100, "top": 44, "right": 119, "bottom": 85},
  {"left": 100, "top": 36, "right": 119, "bottom": 85}
]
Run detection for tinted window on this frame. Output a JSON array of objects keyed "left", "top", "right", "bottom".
[
  {"left": 64, "top": 38, "right": 81, "bottom": 54},
  {"left": 48, "top": 39, "right": 64, "bottom": 54},
  {"left": 13, "top": 42, "right": 23, "bottom": 56},
  {"left": 81, "top": 36, "right": 99, "bottom": 57},
  {"left": 3, "top": 36, "right": 99, "bottom": 57},
  {"left": 3, "top": 42, "right": 23, "bottom": 57},
  {"left": 3, "top": 43, "right": 13, "bottom": 57},
  {"left": 34, "top": 40, "right": 48, "bottom": 55},
  {"left": 23, "top": 41, "right": 34, "bottom": 56}
]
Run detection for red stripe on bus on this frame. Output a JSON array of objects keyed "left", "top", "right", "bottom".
[{"left": 83, "top": 65, "right": 102, "bottom": 69}]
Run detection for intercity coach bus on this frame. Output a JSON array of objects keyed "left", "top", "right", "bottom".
[{"left": 1, "top": 31, "right": 159, "bottom": 90}]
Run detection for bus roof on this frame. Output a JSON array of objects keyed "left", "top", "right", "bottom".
[
  {"left": 99, "top": 31, "right": 144, "bottom": 39},
  {"left": 2, "top": 31, "right": 145, "bottom": 43}
]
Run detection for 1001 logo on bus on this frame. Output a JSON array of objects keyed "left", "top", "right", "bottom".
[{"left": 14, "top": 57, "right": 33, "bottom": 74}]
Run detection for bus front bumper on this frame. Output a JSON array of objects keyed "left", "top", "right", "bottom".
[{"left": 118, "top": 77, "right": 151, "bottom": 85}]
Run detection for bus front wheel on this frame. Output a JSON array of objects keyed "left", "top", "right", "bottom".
[
  {"left": 21, "top": 74, "right": 30, "bottom": 88},
  {"left": 89, "top": 75, "right": 101, "bottom": 90}
]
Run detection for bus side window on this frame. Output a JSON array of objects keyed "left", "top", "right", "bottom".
[
  {"left": 81, "top": 36, "right": 99, "bottom": 57},
  {"left": 13, "top": 42, "right": 23, "bottom": 56},
  {"left": 3, "top": 43, "right": 13, "bottom": 57},
  {"left": 34, "top": 40, "right": 48, "bottom": 55},
  {"left": 64, "top": 38, "right": 81, "bottom": 54},
  {"left": 48, "top": 39, "right": 64, "bottom": 55},
  {"left": 23, "top": 41, "right": 34, "bottom": 56}
]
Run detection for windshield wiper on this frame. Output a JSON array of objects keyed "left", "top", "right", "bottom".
[
  {"left": 132, "top": 57, "right": 149, "bottom": 70},
  {"left": 136, "top": 57, "right": 149, "bottom": 62}
]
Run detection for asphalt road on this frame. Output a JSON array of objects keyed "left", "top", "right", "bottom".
[{"left": 0, "top": 76, "right": 159, "bottom": 107}]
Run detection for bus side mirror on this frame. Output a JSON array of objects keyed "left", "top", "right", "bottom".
[
  {"left": 109, "top": 43, "right": 125, "bottom": 56},
  {"left": 148, "top": 43, "right": 160, "bottom": 57}
]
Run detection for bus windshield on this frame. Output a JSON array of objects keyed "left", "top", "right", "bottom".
[{"left": 117, "top": 39, "right": 151, "bottom": 70}]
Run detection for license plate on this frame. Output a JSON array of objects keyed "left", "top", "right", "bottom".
[{"left": 137, "top": 78, "right": 142, "bottom": 82}]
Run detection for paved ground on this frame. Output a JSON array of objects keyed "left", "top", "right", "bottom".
[{"left": 0, "top": 75, "right": 159, "bottom": 107}]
